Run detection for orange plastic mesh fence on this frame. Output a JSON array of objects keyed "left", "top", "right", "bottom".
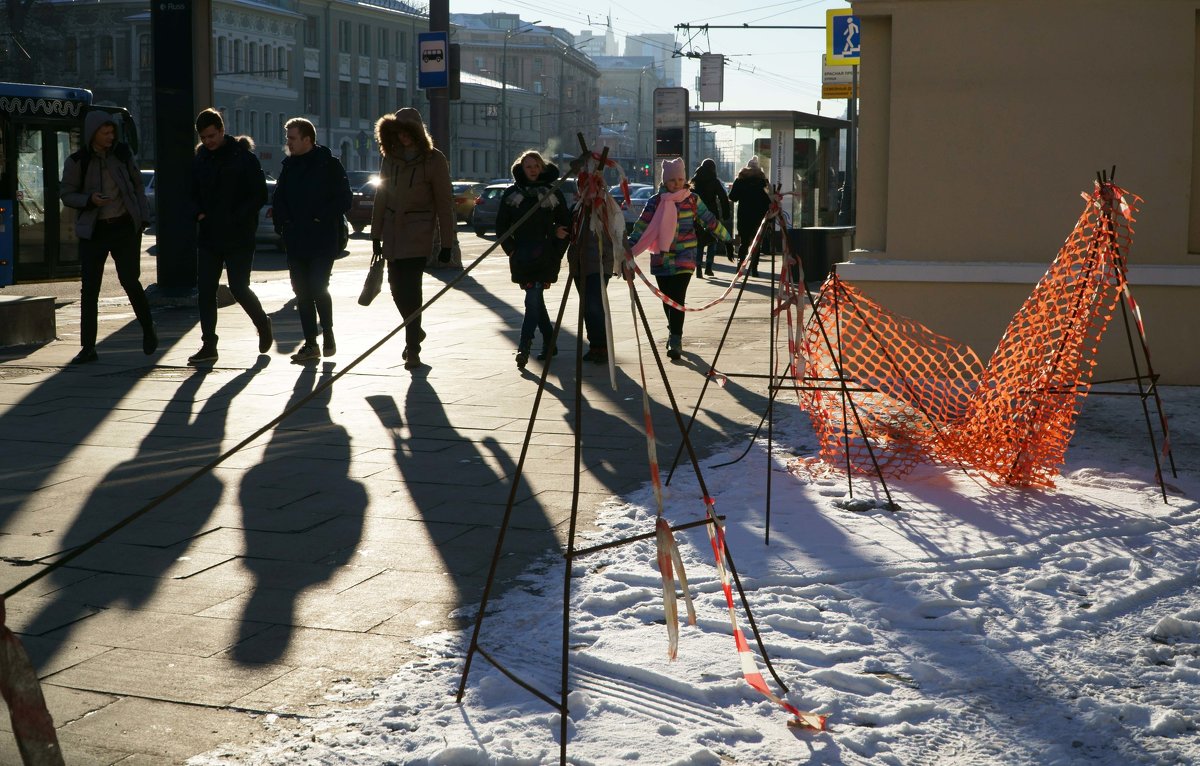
[{"left": 798, "top": 182, "right": 1140, "bottom": 487}]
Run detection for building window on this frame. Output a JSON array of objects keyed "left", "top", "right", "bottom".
[
  {"left": 216, "top": 38, "right": 226, "bottom": 73},
  {"left": 474, "top": 56, "right": 484, "bottom": 70},
  {"left": 304, "top": 16, "right": 319, "bottom": 47},
  {"left": 234, "top": 109, "right": 243, "bottom": 134},
  {"left": 250, "top": 110, "right": 258, "bottom": 138},
  {"left": 233, "top": 40, "right": 243, "bottom": 74},
  {"left": 264, "top": 112, "right": 273, "bottom": 142},
  {"left": 338, "top": 20, "right": 351, "bottom": 53},
  {"left": 304, "top": 77, "right": 320, "bottom": 114},
  {"left": 378, "top": 85, "right": 388, "bottom": 114},
  {"left": 396, "top": 87, "right": 405, "bottom": 108},
  {"left": 359, "top": 24, "right": 370, "bottom": 56},
  {"left": 138, "top": 34, "right": 151, "bottom": 70},
  {"left": 397, "top": 30, "right": 407, "bottom": 57},
  {"left": 64, "top": 36, "right": 78, "bottom": 72},
  {"left": 378, "top": 29, "right": 388, "bottom": 58},
  {"left": 359, "top": 83, "right": 370, "bottom": 120},
  {"left": 533, "top": 56, "right": 543, "bottom": 73},
  {"left": 276, "top": 48, "right": 287, "bottom": 80},
  {"left": 339, "top": 81, "right": 351, "bottom": 116},
  {"left": 248, "top": 43, "right": 258, "bottom": 74},
  {"left": 98, "top": 35, "right": 114, "bottom": 72}
]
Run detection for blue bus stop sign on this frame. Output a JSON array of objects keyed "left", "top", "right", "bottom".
[{"left": 418, "top": 32, "right": 449, "bottom": 89}]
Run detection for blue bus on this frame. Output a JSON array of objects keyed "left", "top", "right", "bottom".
[{"left": 0, "top": 82, "right": 138, "bottom": 287}]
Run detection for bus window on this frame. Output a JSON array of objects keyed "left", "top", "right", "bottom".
[
  {"left": 16, "top": 127, "right": 47, "bottom": 267},
  {"left": 56, "top": 129, "right": 81, "bottom": 269}
]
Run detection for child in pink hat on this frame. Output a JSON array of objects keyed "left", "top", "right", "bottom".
[{"left": 625, "top": 157, "right": 730, "bottom": 359}]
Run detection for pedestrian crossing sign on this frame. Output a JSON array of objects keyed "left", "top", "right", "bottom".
[{"left": 826, "top": 9, "right": 861, "bottom": 66}]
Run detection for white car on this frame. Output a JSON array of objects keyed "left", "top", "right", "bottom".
[{"left": 616, "top": 184, "right": 656, "bottom": 233}]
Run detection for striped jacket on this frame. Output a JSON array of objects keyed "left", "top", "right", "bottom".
[{"left": 627, "top": 191, "right": 728, "bottom": 276}]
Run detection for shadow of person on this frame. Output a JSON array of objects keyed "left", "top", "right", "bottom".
[
  {"left": 231, "top": 362, "right": 368, "bottom": 663},
  {"left": 15, "top": 360, "right": 265, "bottom": 668},
  {"left": 366, "top": 375, "right": 561, "bottom": 637}
]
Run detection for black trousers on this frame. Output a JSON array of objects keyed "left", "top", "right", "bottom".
[
  {"left": 387, "top": 257, "right": 427, "bottom": 352},
  {"left": 288, "top": 254, "right": 334, "bottom": 342},
  {"left": 79, "top": 217, "right": 152, "bottom": 350},
  {"left": 198, "top": 243, "right": 269, "bottom": 346},
  {"left": 654, "top": 271, "right": 691, "bottom": 337}
]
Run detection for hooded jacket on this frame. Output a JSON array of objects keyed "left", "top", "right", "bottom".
[
  {"left": 496, "top": 161, "right": 572, "bottom": 285},
  {"left": 370, "top": 108, "right": 457, "bottom": 261},
  {"left": 271, "top": 144, "right": 352, "bottom": 259},
  {"left": 191, "top": 134, "right": 268, "bottom": 248},
  {"left": 729, "top": 164, "right": 771, "bottom": 233},
  {"left": 690, "top": 159, "right": 730, "bottom": 245},
  {"left": 60, "top": 110, "right": 150, "bottom": 239}
]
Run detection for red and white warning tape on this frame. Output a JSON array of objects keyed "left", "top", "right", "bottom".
[{"left": 0, "top": 599, "right": 64, "bottom": 765}]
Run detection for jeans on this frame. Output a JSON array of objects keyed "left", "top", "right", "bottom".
[
  {"left": 574, "top": 273, "right": 607, "bottom": 348},
  {"left": 198, "top": 244, "right": 269, "bottom": 345},
  {"left": 520, "top": 283, "right": 554, "bottom": 351},
  {"left": 701, "top": 241, "right": 718, "bottom": 272},
  {"left": 654, "top": 272, "right": 691, "bottom": 337},
  {"left": 79, "top": 217, "right": 152, "bottom": 350},
  {"left": 288, "top": 254, "right": 334, "bottom": 342},
  {"left": 387, "top": 257, "right": 427, "bottom": 353}
]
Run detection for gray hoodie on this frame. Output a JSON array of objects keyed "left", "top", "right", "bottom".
[{"left": 60, "top": 111, "right": 150, "bottom": 239}]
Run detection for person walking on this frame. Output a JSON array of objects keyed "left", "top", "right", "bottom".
[
  {"left": 626, "top": 157, "right": 729, "bottom": 360},
  {"left": 728, "top": 155, "right": 771, "bottom": 277},
  {"left": 59, "top": 111, "right": 156, "bottom": 364},
  {"left": 186, "top": 108, "right": 273, "bottom": 365},
  {"left": 689, "top": 158, "right": 730, "bottom": 279},
  {"left": 371, "top": 107, "right": 456, "bottom": 370},
  {"left": 272, "top": 117, "right": 352, "bottom": 363},
  {"left": 496, "top": 151, "right": 571, "bottom": 370}
]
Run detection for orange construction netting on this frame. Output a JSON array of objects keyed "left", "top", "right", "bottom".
[{"left": 798, "top": 180, "right": 1140, "bottom": 487}]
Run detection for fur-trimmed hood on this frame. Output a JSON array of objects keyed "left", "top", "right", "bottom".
[
  {"left": 195, "top": 134, "right": 256, "bottom": 157},
  {"left": 510, "top": 160, "right": 560, "bottom": 187},
  {"left": 375, "top": 107, "right": 433, "bottom": 158}
]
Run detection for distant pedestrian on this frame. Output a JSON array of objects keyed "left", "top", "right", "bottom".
[
  {"left": 690, "top": 158, "right": 730, "bottom": 278},
  {"left": 60, "top": 111, "right": 156, "bottom": 364},
  {"left": 626, "top": 157, "right": 729, "bottom": 360},
  {"left": 497, "top": 150, "right": 571, "bottom": 370},
  {"left": 729, "top": 155, "right": 771, "bottom": 277},
  {"left": 187, "top": 108, "right": 273, "bottom": 365},
  {"left": 272, "top": 117, "right": 352, "bottom": 363},
  {"left": 371, "top": 107, "right": 457, "bottom": 370}
]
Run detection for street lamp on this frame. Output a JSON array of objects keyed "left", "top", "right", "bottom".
[{"left": 500, "top": 19, "right": 540, "bottom": 175}]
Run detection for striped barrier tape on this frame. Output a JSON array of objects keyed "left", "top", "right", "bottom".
[{"left": 0, "top": 599, "right": 65, "bottom": 765}]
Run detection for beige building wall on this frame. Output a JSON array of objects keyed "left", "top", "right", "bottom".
[{"left": 845, "top": 0, "right": 1200, "bottom": 383}]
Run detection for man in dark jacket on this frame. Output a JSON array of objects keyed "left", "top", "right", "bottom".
[
  {"left": 187, "top": 108, "right": 273, "bottom": 365},
  {"left": 729, "top": 155, "right": 772, "bottom": 277},
  {"left": 59, "top": 110, "right": 156, "bottom": 364},
  {"left": 272, "top": 117, "right": 352, "bottom": 363}
]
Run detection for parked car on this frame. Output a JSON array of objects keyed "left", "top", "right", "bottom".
[
  {"left": 141, "top": 170, "right": 156, "bottom": 227},
  {"left": 471, "top": 183, "right": 508, "bottom": 237},
  {"left": 260, "top": 179, "right": 350, "bottom": 252},
  {"left": 619, "top": 184, "right": 656, "bottom": 232},
  {"left": 451, "top": 181, "right": 486, "bottom": 222},
  {"left": 346, "top": 170, "right": 380, "bottom": 234}
]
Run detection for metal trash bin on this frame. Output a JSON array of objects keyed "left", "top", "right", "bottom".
[{"left": 787, "top": 226, "right": 855, "bottom": 283}]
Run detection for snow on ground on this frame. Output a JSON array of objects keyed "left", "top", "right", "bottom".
[{"left": 190, "top": 385, "right": 1200, "bottom": 765}]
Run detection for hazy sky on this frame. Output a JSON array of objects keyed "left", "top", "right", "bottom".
[{"left": 447, "top": 0, "right": 853, "bottom": 117}]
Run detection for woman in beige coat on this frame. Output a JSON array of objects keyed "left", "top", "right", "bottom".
[{"left": 371, "top": 107, "right": 457, "bottom": 369}]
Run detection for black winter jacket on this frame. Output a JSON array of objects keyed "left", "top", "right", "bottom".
[
  {"left": 191, "top": 134, "right": 267, "bottom": 248},
  {"left": 690, "top": 166, "right": 730, "bottom": 246},
  {"left": 271, "top": 145, "right": 352, "bottom": 259},
  {"left": 729, "top": 169, "right": 771, "bottom": 233},
  {"left": 496, "top": 162, "right": 572, "bottom": 285}
]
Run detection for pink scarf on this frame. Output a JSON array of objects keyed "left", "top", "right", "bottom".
[{"left": 631, "top": 188, "right": 691, "bottom": 256}]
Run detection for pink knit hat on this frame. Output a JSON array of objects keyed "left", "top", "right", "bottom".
[{"left": 661, "top": 157, "right": 685, "bottom": 182}]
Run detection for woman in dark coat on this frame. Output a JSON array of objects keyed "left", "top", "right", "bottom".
[
  {"left": 690, "top": 158, "right": 730, "bottom": 278},
  {"left": 496, "top": 150, "right": 572, "bottom": 370},
  {"left": 728, "top": 155, "right": 771, "bottom": 277}
]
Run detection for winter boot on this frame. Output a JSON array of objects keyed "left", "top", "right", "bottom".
[
  {"left": 515, "top": 344, "right": 530, "bottom": 370},
  {"left": 666, "top": 334, "right": 682, "bottom": 360}
]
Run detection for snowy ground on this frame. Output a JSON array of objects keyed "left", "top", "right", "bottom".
[{"left": 190, "top": 384, "right": 1200, "bottom": 765}]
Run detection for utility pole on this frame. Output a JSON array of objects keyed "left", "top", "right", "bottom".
[{"left": 428, "top": 0, "right": 449, "bottom": 152}]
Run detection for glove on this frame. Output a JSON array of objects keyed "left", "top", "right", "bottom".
[
  {"left": 372, "top": 239, "right": 383, "bottom": 257},
  {"left": 438, "top": 246, "right": 453, "bottom": 264}
]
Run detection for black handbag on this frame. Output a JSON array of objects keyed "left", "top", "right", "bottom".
[{"left": 358, "top": 253, "right": 384, "bottom": 306}]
